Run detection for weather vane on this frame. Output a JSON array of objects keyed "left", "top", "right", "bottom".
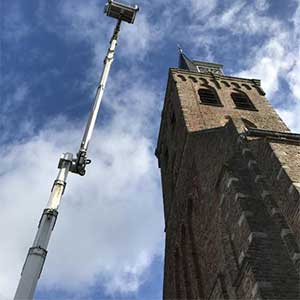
[{"left": 177, "top": 44, "right": 183, "bottom": 54}]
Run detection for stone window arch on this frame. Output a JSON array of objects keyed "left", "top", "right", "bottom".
[
  {"left": 231, "top": 82, "right": 241, "bottom": 89},
  {"left": 198, "top": 87, "right": 223, "bottom": 106},
  {"left": 231, "top": 90, "right": 256, "bottom": 110},
  {"left": 177, "top": 74, "right": 187, "bottom": 81},
  {"left": 242, "top": 83, "right": 251, "bottom": 90},
  {"left": 251, "top": 85, "right": 266, "bottom": 96},
  {"left": 221, "top": 81, "right": 230, "bottom": 87},
  {"left": 199, "top": 78, "right": 209, "bottom": 85},
  {"left": 188, "top": 76, "right": 197, "bottom": 83}
]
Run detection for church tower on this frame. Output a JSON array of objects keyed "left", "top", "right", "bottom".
[{"left": 155, "top": 51, "right": 300, "bottom": 299}]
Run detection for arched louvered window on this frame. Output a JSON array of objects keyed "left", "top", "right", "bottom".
[
  {"left": 231, "top": 92, "right": 256, "bottom": 110},
  {"left": 198, "top": 88, "right": 222, "bottom": 106}
]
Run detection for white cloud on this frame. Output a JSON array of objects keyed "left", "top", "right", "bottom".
[
  {"left": 236, "top": 32, "right": 291, "bottom": 97},
  {"left": 204, "top": 1, "right": 280, "bottom": 35},
  {"left": 276, "top": 1, "right": 300, "bottom": 133},
  {"left": 1, "top": 3, "right": 166, "bottom": 296},
  {"left": 255, "top": 0, "right": 270, "bottom": 11},
  {"left": 277, "top": 105, "right": 300, "bottom": 133},
  {"left": 3, "top": 83, "right": 29, "bottom": 111},
  {"left": 217, "top": 1, "right": 246, "bottom": 30},
  {"left": 40, "top": 0, "right": 162, "bottom": 63},
  {"left": 120, "top": 13, "right": 162, "bottom": 60},
  {"left": 286, "top": 0, "right": 300, "bottom": 100},
  {"left": 287, "top": 59, "right": 300, "bottom": 100},
  {"left": 36, "top": 0, "right": 220, "bottom": 65},
  {"left": 0, "top": 115, "right": 164, "bottom": 298},
  {"left": 0, "top": 80, "right": 34, "bottom": 144},
  {"left": 106, "top": 69, "right": 162, "bottom": 137},
  {"left": 178, "top": 1, "right": 284, "bottom": 61},
  {"left": 233, "top": 1, "right": 300, "bottom": 133},
  {"left": 189, "top": 0, "right": 218, "bottom": 18},
  {"left": 0, "top": 58, "right": 164, "bottom": 299},
  {"left": 3, "top": 1, "right": 300, "bottom": 299}
]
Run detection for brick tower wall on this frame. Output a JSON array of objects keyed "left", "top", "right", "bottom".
[{"left": 156, "top": 69, "right": 300, "bottom": 299}]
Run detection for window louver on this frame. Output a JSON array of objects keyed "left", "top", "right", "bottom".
[
  {"left": 198, "top": 88, "right": 222, "bottom": 106},
  {"left": 231, "top": 92, "right": 256, "bottom": 110}
]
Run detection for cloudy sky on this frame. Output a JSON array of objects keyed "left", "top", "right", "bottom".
[{"left": 1, "top": 0, "right": 300, "bottom": 299}]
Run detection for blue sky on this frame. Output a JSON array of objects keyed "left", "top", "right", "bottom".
[{"left": 1, "top": 0, "right": 300, "bottom": 299}]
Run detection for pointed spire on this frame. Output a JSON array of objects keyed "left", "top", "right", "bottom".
[
  {"left": 177, "top": 44, "right": 183, "bottom": 54},
  {"left": 178, "top": 47, "right": 198, "bottom": 72}
]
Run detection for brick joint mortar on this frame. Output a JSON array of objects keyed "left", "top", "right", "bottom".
[{"left": 238, "top": 135, "right": 300, "bottom": 267}]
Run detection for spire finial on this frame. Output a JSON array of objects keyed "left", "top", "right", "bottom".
[{"left": 177, "top": 44, "right": 183, "bottom": 54}]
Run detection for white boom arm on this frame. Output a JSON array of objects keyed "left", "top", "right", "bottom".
[
  {"left": 14, "top": 19, "right": 121, "bottom": 300},
  {"left": 14, "top": 153, "right": 73, "bottom": 299},
  {"left": 74, "top": 20, "right": 121, "bottom": 176}
]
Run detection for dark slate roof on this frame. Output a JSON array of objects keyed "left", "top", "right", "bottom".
[
  {"left": 178, "top": 52, "right": 198, "bottom": 72},
  {"left": 178, "top": 50, "right": 224, "bottom": 75}
]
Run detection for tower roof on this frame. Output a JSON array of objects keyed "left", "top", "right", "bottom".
[
  {"left": 178, "top": 49, "right": 224, "bottom": 75},
  {"left": 178, "top": 50, "right": 198, "bottom": 72}
]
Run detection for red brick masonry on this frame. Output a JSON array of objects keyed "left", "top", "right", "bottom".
[{"left": 156, "top": 69, "right": 300, "bottom": 299}]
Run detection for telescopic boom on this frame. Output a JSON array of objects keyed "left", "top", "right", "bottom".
[{"left": 14, "top": 2, "right": 138, "bottom": 299}]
